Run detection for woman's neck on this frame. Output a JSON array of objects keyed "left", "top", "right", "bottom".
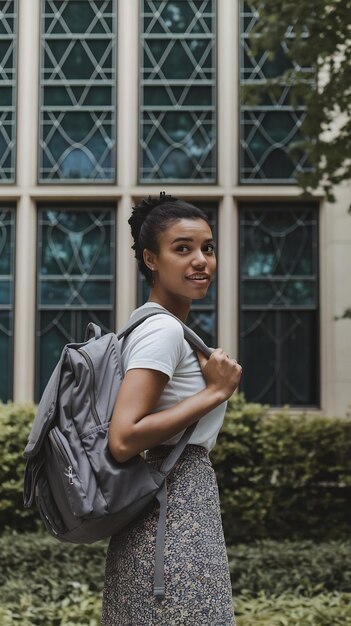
[{"left": 147, "top": 290, "right": 191, "bottom": 323}]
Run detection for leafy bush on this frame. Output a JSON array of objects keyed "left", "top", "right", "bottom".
[
  {"left": 228, "top": 540, "right": 351, "bottom": 597},
  {"left": 1, "top": 398, "right": 351, "bottom": 541},
  {"left": 234, "top": 592, "right": 351, "bottom": 626},
  {"left": 0, "top": 582, "right": 102, "bottom": 626},
  {"left": 1, "top": 531, "right": 351, "bottom": 625},
  {"left": 1, "top": 532, "right": 351, "bottom": 601},
  {"left": 211, "top": 395, "right": 351, "bottom": 543},
  {"left": 0, "top": 532, "right": 107, "bottom": 600},
  {"left": 0, "top": 403, "right": 38, "bottom": 532}
]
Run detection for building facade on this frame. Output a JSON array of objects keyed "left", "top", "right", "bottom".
[{"left": 0, "top": 0, "right": 350, "bottom": 415}]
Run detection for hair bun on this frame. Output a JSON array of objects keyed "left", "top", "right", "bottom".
[{"left": 128, "top": 192, "right": 178, "bottom": 252}]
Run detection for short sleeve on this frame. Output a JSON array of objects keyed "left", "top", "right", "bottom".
[{"left": 122, "top": 314, "right": 186, "bottom": 379}]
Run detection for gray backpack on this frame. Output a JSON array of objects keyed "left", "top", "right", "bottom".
[{"left": 23, "top": 307, "right": 212, "bottom": 599}]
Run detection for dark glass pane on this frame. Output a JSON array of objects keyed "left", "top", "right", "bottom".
[
  {"left": 240, "top": 310, "right": 277, "bottom": 404},
  {"left": 240, "top": 310, "right": 318, "bottom": 406},
  {"left": 241, "top": 208, "right": 317, "bottom": 280},
  {"left": 0, "top": 87, "right": 12, "bottom": 106},
  {"left": 37, "top": 207, "right": 116, "bottom": 399},
  {"left": 0, "top": 208, "right": 15, "bottom": 402},
  {"left": 239, "top": 205, "right": 318, "bottom": 406},
  {"left": 140, "top": 0, "right": 216, "bottom": 182},
  {"left": 0, "top": 280, "right": 11, "bottom": 305},
  {"left": 40, "top": 0, "right": 116, "bottom": 182},
  {"left": 40, "top": 280, "right": 113, "bottom": 306},
  {"left": 142, "top": 110, "right": 215, "bottom": 181},
  {"left": 0, "top": 311, "right": 11, "bottom": 401},
  {"left": 147, "top": 1, "right": 212, "bottom": 34},
  {"left": 0, "top": 0, "right": 17, "bottom": 182},
  {"left": 41, "top": 109, "right": 114, "bottom": 180},
  {"left": 40, "top": 211, "right": 113, "bottom": 276},
  {"left": 242, "top": 279, "right": 316, "bottom": 307},
  {"left": 45, "top": 0, "right": 113, "bottom": 34},
  {"left": 239, "top": 0, "right": 314, "bottom": 183}
]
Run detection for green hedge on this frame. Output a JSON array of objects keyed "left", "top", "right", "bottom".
[
  {"left": 1, "top": 397, "right": 351, "bottom": 541},
  {"left": 1, "top": 591, "right": 351, "bottom": 626},
  {"left": 0, "top": 533, "right": 351, "bottom": 625},
  {"left": 210, "top": 395, "right": 351, "bottom": 543},
  {"left": 1, "top": 533, "right": 351, "bottom": 599},
  {"left": 0, "top": 403, "right": 38, "bottom": 532},
  {"left": 234, "top": 592, "right": 351, "bottom": 626}
]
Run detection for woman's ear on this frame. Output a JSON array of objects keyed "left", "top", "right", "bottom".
[{"left": 143, "top": 249, "right": 157, "bottom": 272}]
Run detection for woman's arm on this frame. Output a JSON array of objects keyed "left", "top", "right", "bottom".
[{"left": 108, "top": 349, "right": 241, "bottom": 462}]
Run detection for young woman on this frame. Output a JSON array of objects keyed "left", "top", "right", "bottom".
[{"left": 102, "top": 194, "right": 242, "bottom": 625}]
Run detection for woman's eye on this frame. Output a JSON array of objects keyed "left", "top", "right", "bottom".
[
  {"left": 176, "top": 245, "right": 189, "bottom": 252},
  {"left": 204, "top": 244, "right": 215, "bottom": 253}
]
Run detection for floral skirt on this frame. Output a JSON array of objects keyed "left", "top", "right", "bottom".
[{"left": 101, "top": 444, "right": 235, "bottom": 626}]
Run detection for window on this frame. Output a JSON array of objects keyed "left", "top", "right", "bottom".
[
  {"left": 0, "top": 208, "right": 15, "bottom": 401},
  {"left": 239, "top": 1, "right": 314, "bottom": 183},
  {"left": 137, "top": 203, "right": 218, "bottom": 346},
  {"left": 0, "top": 0, "right": 17, "bottom": 183},
  {"left": 39, "top": 0, "right": 116, "bottom": 182},
  {"left": 36, "top": 206, "right": 116, "bottom": 398},
  {"left": 140, "top": 0, "right": 216, "bottom": 183},
  {"left": 239, "top": 204, "right": 319, "bottom": 406}
]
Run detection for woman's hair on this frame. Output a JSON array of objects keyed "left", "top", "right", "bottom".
[{"left": 128, "top": 192, "right": 210, "bottom": 285}]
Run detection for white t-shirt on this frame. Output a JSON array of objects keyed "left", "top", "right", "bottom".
[{"left": 121, "top": 302, "right": 227, "bottom": 452}]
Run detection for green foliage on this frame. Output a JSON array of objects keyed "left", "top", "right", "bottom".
[
  {"left": 0, "top": 583, "right": 102, "bottom": 626},
  {"left": 1, "top": 532, "right": 351, "bottom": 601},
  {"left": 235, "top": 592, "right": 351, "bottom": 626},
  {"left": 228, "top": 539, "right": 351, "bottom": 597},
  {"left": 210, "top": 395, "right": 351, "bottom": 543},
  {"left": 1, "top": 592, "right": 351, "bottom": 626},
  {"left": 0, "top": 531, "right": 351, "bottom": 625},
  {"left": 0, "top": 532, "right": 108, "bottom": 599},
  {"left": 0, "top": 402, "right": 39, "bottom": 531},
  {"left": 1, "top": 398, "right": 351, "bottom": 543},
  {"left": 245, "top": 0, "right": 351, "bottom": 201}
]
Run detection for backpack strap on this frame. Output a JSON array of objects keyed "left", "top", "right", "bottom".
[{"left": 118, "top": 307, "right": 214, "bottom": 599}]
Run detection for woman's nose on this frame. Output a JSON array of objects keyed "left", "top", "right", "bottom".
[{"left": 192, "top": 250, "right": 207, "bottom": 267}]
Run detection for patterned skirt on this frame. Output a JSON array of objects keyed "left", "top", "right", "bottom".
[{"left": 101, "top": 444, "right": 235, "bottom": 626}]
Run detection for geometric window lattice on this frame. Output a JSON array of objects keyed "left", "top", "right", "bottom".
[
  {"left": 239, "top": 204, "right": 319, "bottom": 406},
  {"left": 140, "top": 1, "right": 216, "bottom": 183},
  {"left": 0, "top": 0, "right": 17, "bottom": 183},
  {"left": 0, "top": 208, "right": 15, "bottom": 402},
  {"left": 39, "top": 1, "right": 116, "bottom": 182},
  {"left": 36, "top": 207, "right": 116, "bottom": 399},
  {"left": 239, "top": 1, "right": 314, "bottom": 183},
  {"left": 137, "top": 202, "right": 218, "bottom": 347}
]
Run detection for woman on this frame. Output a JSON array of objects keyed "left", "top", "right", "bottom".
[{"left": 102, "top": 193, "right": 242, "bottom": 625}]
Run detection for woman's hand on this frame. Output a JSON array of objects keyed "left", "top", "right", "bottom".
[{"left": 196, "top": 348, "right": 242, "bottom": 401}]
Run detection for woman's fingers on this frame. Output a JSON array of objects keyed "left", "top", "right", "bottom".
[{"left": 195, "top": 349, "right": 208, "bottom": 370}]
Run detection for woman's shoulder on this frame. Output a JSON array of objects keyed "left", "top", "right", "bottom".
[
  {"left": 124, "top": 304, "right": 185, "bottom": 351},
  {"left": 122, "top": 305, "right": 186, "bottom": 375},
  {"left": 129, "top": 304, "right": 183, "bottom": 337}
]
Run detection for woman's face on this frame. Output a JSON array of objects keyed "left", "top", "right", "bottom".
[{"left": 144, "top": 218, "right": 216, "bottom": 305}]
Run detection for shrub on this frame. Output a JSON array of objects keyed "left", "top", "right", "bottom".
[
  {"left": 228, "top": 539, "right": 351, "bottom": 596},
  {"left": 1, "top": 532, "right": 351, "bottom": 600},
  {"left": 210, "top": 395, "right": 351, "bottom": 543},
  {"left": 234, "top": 592, "right": 351, "bottom": 626},
  {"left": 0, "top": 403, "right": 38, "bottom": 532},
  {"left": 1, "top": 398, "right": 351, "bottom": 541},
  {"left": 1, "top": 591, "right": 351, "bottom": 626}
]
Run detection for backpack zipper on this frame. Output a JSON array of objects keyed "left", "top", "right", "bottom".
[
  {"left": 49, "top": 429, "right": 75, "bottom": 486},
  {"left": 79, "top": 349, "right": 101, "bottom": 426}
]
